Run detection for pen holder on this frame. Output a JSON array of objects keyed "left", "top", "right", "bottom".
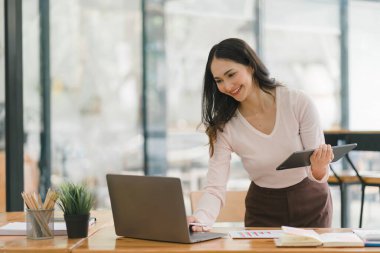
[{"left": 26, "top": 209, "right": 54, "bottom": 239}]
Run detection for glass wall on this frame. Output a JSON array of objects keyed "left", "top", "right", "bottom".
[
  {"left": 50, "top": 0, "right": 143, "bottom": 208},
  {"left": 164, "top": 0, "right": 257, "bottom": 195},
  {"left": 14, "top": 0, "right": 380, "bottom": 227},
  {"left": 347, "top": 0, "right": 380, "bottom": 228},
  {"left": 263, "top": 0, "right": 340, "bottom": 130},
  {"left": 22, "top": 0, "right": 41, "bottom": 194},
  {"left": 349, "top": 0, "right": 380, "bottom": 130}
]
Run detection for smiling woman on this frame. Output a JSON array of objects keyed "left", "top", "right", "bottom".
[
  {"left": 202, "top": 38, "right": 280, "bottom": 156},
  {"left": 211, "top": 57, "right": 277, "bottom": 136},
  {"left": 211, "top": 58, "right": 253, "bottom": 100},
  {"left": 188, "top": 38, "right": 334, "bottom": 231}
]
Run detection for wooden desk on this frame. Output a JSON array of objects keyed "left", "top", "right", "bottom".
[
  {"left": 0, "top": 212, "right": 24, "bottom": 225},
  {"left": 2, "top": 211, "right": 380, "bottom": 252},
  {"left": 73, "top": 225, "right": 380, "bottom": 253},
  {"left": 0, "top": 211, "right": 111, "bottom": 252}
]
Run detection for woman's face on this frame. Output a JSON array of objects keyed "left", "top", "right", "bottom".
[{"left": 210, "top": 57, "right": 254, "bottom": 102}]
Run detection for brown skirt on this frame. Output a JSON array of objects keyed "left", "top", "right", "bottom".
[{"left": 244, "top": 177, "right": 332, "bottom": 227}]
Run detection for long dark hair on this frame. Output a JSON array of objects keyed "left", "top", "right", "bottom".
[{"left": 202, "top": 38, "right": 278, "bottom": 156}]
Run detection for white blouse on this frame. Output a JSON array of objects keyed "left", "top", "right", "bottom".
[{"left": 194, "top": 86, "right": 329, "bottom": 226}]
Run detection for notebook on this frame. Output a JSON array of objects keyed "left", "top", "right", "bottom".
[
  {"left": 106, "top": 174, "right": 226, "bottom": 244},
  {"left": 275, "top": 226, "right": 364, "bottom": 247}
]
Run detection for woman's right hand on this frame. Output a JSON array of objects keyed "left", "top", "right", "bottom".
[{"left": 187, "top": 216, "right": 211, "bottom": 232}]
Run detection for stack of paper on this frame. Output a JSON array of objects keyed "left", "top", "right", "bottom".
[
  {"left": 319, "top": 232, "right": 365, "bottom": 247},
  {"left": 353, "top": 229, "right": 380, "bottom": 247},
  {"left": 0, "top": 222, "right": 67, "bottom": 236},
  {"left": 0, "top": 217, "right": 96, "bottom": 236}
]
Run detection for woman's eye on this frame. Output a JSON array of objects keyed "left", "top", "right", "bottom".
[
  {"left": 215, "top": 80, "right": 222, "bottom": 84},
  {"left": 228, "top": 73, "right": 236, "bottom": 78}
]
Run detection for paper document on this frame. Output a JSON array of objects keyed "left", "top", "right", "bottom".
[
  {"left": 353, "top": 229, "right": 380, "bottom": 241},
  {"left": 319, "top": 233, "right": 364, "bottom": 247},
  {"left": 353, "top": 230, "right": 380, "bottom": 247},
  {"left": 0, "top": 222, "right": 67, "bottom": 236},
  {"left": 229, "top": 230, "right": 283, "bottom": 239},
  {"left": 0, "top": 217, "right": 96, "bottom": 236}
]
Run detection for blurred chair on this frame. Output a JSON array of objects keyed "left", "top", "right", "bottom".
[
  {"left": 342, "top": 153, "right": 380, "bottom": 228},
  {"left": 327, "top": 164, "right": 359, "bottom": 227},
  {"left": 344, "top": 133, "right": 380, "bottom": 228},
  {"left": 190, "top": 191, "right": 246, "bottom": 222},
  {"left": 325, "top": 131, "right": 380, "bottom": 228}
]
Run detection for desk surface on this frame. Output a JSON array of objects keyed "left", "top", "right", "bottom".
[
  {"left": 73, "top": 225, "right": 380, "bottom": 253},
  {"left": 0, "top": 211, "right": 111, "bottom": 252},
  {"left": 2, "top": 211, "right": 380, "bottom": 253}
]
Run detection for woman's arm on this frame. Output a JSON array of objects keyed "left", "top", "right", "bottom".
[
  {"left": 296, "top": 91, "right": 332, "bottom": 182},
  {"left": 192, "top": 128, "right": 233, "bottom": 228}
]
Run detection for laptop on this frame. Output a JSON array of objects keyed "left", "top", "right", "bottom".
[{"left": 106, "top": 174, "right": 226, "bottom": 243}]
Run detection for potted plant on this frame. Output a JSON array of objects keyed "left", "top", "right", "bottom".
[{"left": 57, "top": 182, "right": 95, "bottom": 238}]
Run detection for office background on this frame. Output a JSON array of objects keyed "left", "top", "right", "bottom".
[{"left": 0, "top": 0, "right": 380, "bottom": 228}]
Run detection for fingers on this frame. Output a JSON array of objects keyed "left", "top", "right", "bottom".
[
  {"left": 324, "top": 144, "right": 333, "bottom": 162},
  {"left": 187, "top": 216, "right": 211, "bottom": 232},
  {"left": 312, "top": 144, "right": 333, "bottom": 163},
  {"left": 191, "top": 225, "right": 211, "bottom": 232}
]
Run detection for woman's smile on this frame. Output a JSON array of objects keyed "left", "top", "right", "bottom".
[{"left": 230, "top": 85, "right": 242, "bottom": 96}]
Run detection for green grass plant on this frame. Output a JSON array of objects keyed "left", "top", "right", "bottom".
[{"left": 57, "top": 182, "right": 94, "bottom": 215}]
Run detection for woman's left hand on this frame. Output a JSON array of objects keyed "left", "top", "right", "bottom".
[{"left": 310, "top": 144, "right": 334, "bottom": 180}]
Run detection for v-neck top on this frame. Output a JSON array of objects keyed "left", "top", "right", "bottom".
[
  {"left": 194, "top": 86, "right": 329, "bottom": 226},
  {"left": 236, "top": 87, "right": 280, "bottom": 137}
]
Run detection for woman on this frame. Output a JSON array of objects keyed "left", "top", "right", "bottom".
[{"left": 188, "top": 38, "right": 333, "bottom": 231}]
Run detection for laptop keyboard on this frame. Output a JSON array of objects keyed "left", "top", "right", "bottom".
[{"left": 190, "top": 232, "right": 225, "bottom": 242}]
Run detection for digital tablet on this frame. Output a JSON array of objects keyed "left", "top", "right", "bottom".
[{"left": 276, "top": 143, "right": 357, "bottom": 171}]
